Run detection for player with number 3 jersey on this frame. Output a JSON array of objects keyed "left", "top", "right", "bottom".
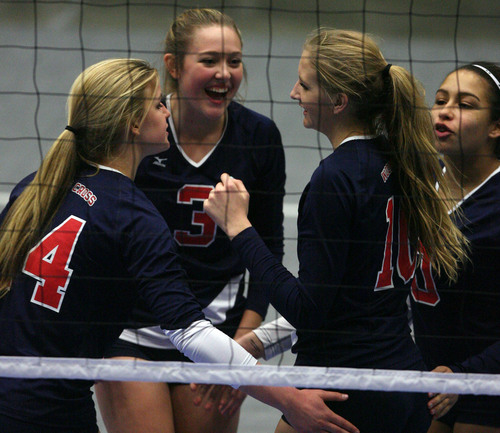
[
  {"left": 117, "top": 97, "right": 285, "bottom": 349},
  {"left": 95, "top": 9, "right": 285, "bottom": 433}
]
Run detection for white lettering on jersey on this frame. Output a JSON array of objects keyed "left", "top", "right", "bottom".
[
  {"left": 153, "top": 156, "right": 168, "bottom": 168},
  {"left": 381, "top": 162, "right": 392, "bottom": 183},
  {"left": 71, "top": 182, "right": 97, "bottom": 206}
]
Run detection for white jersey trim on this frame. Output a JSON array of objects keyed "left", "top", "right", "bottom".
[
  {"left": 446, "top": 164, "right": 500, "bottom": 214},
  {"left": 119, "top": 273, "right": 244, "bottom": 349},
  {"left": 166, "top": 94, "right": 228, "bottom": 168}
]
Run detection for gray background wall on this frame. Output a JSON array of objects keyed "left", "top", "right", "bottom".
[
  {"left": 0, "top": 1, "right": 499, "bottom": 431},
  {"left": 2, "top": 0, "right": 499, "bottom": 204},
  {"left": 2, "top": 0, "right": 499, "bottom": 270}
]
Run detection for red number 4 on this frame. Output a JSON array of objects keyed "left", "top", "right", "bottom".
[{"left": 23, "top": 216, "right": 86, "bottom": 312}]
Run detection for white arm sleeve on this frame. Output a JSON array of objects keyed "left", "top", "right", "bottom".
[
  {"left": 253, "top": 316, "right": 297, "bottom": 360},
  {"left": 164, "top": 319, "right": 258, "bottom": 367}
]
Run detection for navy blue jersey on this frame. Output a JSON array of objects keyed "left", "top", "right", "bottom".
[
  {"left": 411, "top": 167, "right": 500, "bottom": 374},
  {"left": 232, "top": 136, "right": 422, "bottom": 369},
  {"left": 130, "top": 100, "right": 285, "bottom": 330},
  {"left": 0, "top": 166, "right": 204, "bottom": 429}
]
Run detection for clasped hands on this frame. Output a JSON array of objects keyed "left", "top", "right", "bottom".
[{"left": 204, "top": 173, "right": 252, "bottom": 240}]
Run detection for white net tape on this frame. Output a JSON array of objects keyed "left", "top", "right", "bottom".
[{"left": 1, "top": 356, "right": 499, "bottom": 396}]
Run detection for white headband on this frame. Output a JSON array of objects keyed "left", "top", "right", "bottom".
[{"left": 473, "top": 64, "right": 500, "bottom": 91}]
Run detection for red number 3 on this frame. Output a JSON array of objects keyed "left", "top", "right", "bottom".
[
  {"left": 23, "top": 216, "right": 86, "bottom": 312},
  {"left": 174, "top": 185, "right": 216, "bottom": 247}
]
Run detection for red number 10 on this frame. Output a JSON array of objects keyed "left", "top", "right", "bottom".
[
  {"left": 374, "top": 197, "right": 440, "bottom": 305},
  {"left": 411, "top": 251, "right": 440, "bottom": 306},
  {"left": 375, "top": 196, "right": 418, "bottom": 290}
]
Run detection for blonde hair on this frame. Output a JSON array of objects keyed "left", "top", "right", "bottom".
[
  {"left": 304, "top": 28, "right": 467, "bottom": 281},
  {"left": 0, "top": 58, "right": 159, "bottom": 296},
  {"left": 163, "top": 8, "right": 244, "bottom": 94}
]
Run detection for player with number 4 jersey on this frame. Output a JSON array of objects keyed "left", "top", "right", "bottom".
[
  {"left": 0, "top": 166, "right": 209, "bottom": 429},
  {"left": 0, "top": 58, "right": 358, "bottom": 433}
]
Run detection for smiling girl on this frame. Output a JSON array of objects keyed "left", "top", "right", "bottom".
[{"left": 95, "top": 9, "right": 286, "bottom": 433}]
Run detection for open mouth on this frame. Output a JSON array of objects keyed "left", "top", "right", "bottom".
[
  {"left": 206, "top": 86, "right": 229, "bottom": 101},
  {"left": 435, "top": 123, "right": 451, "bottom": 133},
  {"left": 435, "top": 123, "right": 453, "bottom": 139}
]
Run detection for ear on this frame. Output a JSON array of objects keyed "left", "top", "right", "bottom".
[
  {"left": 164, "top": 53, "right": 179, "bottom": 80},
  {"left": 130, "top": 123, "right": 140, "bottom": 137},
  {"left": 331, "top": 93, "right": 349, "bottom": 114},
  {"left": 488, "top": 118, "right": 500, "bottom": 140}
]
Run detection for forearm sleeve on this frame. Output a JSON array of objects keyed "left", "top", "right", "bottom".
[
  {"left": 164, "top": 319, "right": 258, "bottom": 367},
  {"left": 253, "top": 316, "right": 297, "bottom": 360}
]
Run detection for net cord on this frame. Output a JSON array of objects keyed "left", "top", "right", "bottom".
[{"left": 0, "top": 356, "right": 498, "bottom": 396}]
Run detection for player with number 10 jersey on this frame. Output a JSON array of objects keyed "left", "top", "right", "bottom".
[{"left": 264, "top": 135, "right": 424, "bottom": 369}]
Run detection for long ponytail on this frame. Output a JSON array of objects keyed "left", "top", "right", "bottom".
[
  {"left": 304, "top": 28, "right": 467, "bottom": 281},
  {"left": 0, "top": 131, "right": 79, "bottom": 296},
  {"left": 384, "top": 66, "right": 467, "bottom": 280},
  {"left": 0, "top": 58, "right": 159, "bottom": 297}
]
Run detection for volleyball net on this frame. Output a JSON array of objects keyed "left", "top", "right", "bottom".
[
  {"left": 0, "top": 356, "right": 499, "bottom": 397},
  {"left": 0, "top": 0, "right": 499, "bottom": 401}
]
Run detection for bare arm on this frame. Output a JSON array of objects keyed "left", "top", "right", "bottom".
[
  {"left": 234, "top": 309, "right": 263, "bottom": 340},
  {"left": 241, "top": 385, "right": 358, "bottom": 433},
  {"left": 191, "top": 309, "right": 263, "bottom": 414},
  {"left": 166, "top": 320, "right": 358, "bottom": 433}
]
